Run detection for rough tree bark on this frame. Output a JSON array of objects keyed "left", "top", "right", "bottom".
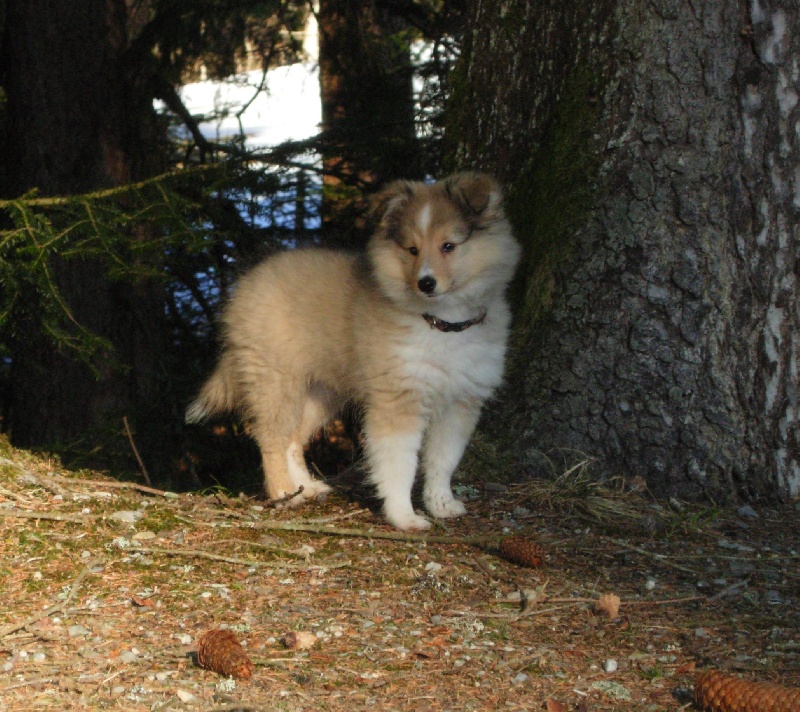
[
  {"left": 0, "top": 0, "right": 166, "bottom": 460},
  {"left": 449, "top": 0, "right": 799, "bottom": 501}
]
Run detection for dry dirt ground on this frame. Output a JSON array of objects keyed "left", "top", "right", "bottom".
[{"left": 0, "top": 438, "right": 798, "bottom": 711}]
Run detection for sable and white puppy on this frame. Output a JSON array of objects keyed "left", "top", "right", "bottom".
[{"left": 186, "top": 172, "right": 520, "bottom": 530}]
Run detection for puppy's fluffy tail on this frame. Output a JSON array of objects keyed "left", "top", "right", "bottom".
[{"left": 185, "top": 353, "right": 237, "bottom": 424}]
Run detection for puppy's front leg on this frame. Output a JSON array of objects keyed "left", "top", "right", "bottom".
[
  {"left": 364, "top": 412, "right": 429, "bottom": 531},
  {"left": 422, "top": 399, "right": 482, "bottom": 520}
]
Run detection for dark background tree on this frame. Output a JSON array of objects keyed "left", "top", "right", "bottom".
[
  {"left": 448, "top": 0, "right": 799, "bottom": 502},
  {"left": 0, "top": 0, "right": 167, "bottom": 457},
  {"left": 0, "top": 0, "right": 308, "bottom": 476}
]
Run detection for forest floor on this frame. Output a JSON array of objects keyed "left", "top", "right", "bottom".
[{"left": 0, "top": 436, "right": 798, "bottom": 711}]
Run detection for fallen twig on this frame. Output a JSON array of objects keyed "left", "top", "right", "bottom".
[
  {"left": 0, "top": 563, "right": 95, "bottom": 639},
  {"left": 474, "top": 592, "right": 706, "bottom": 620},
  {"left": 270, "top": 486, "right": 305, "bottom": 507},
  {"left": 604, "top": 537, "right": 699, "bottom": 575},
  {"left": 707, "top": 580, "right": 748, "bottom": 602},
  {"left": 298, "top": 508, "right": 370, "bottom": 524},
  {"left": 0, "top": 484, "right": 34, "bottom": 504},
  {"left": 253, "top": 519, "right": 497, "bottom": 546},
  {"left": 449, "top": 604, "right": 579, "bottom": 619},
  {"left": 206, "top": 538, "right": 312, "bottom": 558},
  {"left": 49, "top": 474, "right": 171, "bottom": 497},
  {"left": 3, "top": 459, "right": 168, "bottom": 498},
  {"left": 0, "top": 457, "right": 69, "bottom": 497},
  {"left": 0, "top": 508, "right": 95, "bottom": 523},
  {"left": 0, "top": 676, "right": 59, "bottom": 692},
  {"left": 126, "top": 545, "right": 351, "bottom": 571},
  {"left": 624, "top": 595, "right": 706, "bottom": 606}
]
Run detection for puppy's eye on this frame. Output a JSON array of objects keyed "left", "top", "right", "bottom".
[
  {"left": 441, "top": 242, "right": 456, "bottom": 254},
  {"left": 408, "top": 246, "right": 419, "bottom": 256}
]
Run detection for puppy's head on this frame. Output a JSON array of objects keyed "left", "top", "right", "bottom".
[{"left": 368, "top": 172, "right": 519, "bottom": 308}]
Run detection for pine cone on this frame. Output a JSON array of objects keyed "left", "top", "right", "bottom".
[
  {"left": 695, "top": 669, "right": 800, "bottom": 712},
  {"left": 498, "top": 536, "right": 545, "bottom": 568},
  {"left": 196, "top": 628, "right": 255, "bottom": 680}
]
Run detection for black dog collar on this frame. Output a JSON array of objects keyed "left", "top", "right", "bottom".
[{"left": 422, "top": 310, "right": 487, "bottom": 333}]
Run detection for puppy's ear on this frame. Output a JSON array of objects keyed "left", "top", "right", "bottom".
[
  {"left": 370, "top": 180, "right": 415, "bottom": 229},
  {"left": 443, "top": 172, "right": 503, "bottom": 222}
]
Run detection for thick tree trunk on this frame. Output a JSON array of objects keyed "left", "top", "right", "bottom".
[
  {"left": 450, "top": 0, "right": 799, "bottom": 501},
  {"left": 0, "top": 0, "right": 166, "bottom": 462},
  {"left": 317, "top": 0, "right": 419, "bottom": 245}
]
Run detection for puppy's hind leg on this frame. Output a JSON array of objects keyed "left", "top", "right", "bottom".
[
  {"left": 260, "top": 441, "right": 298, "bottom": 503},
  {"left": 422, "top": 399, "right": 482, "bottom": 520},
  {"left": 243, "top": 372, "right": 304, "bottom": 504},
  {"left": 285, "top": 384, "right": 339, "bottom": 500}
]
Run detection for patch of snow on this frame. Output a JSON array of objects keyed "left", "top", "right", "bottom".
[{"left": 178, "top": 63, "right": 322, "bottom": 149}]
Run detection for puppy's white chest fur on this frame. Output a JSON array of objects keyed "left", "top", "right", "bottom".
[{"left": 396, "top": 310, "right": 508, "bottom": 411}]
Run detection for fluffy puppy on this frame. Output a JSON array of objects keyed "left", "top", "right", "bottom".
[{"left": 187, "top": 172, "right": 520, "bottom": 530}]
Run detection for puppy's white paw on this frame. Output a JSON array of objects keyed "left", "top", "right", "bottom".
[
  {"left": 425, "top": 491, "right": 467, "bottom": 519},
  {"left": 384, "top": 506, "right": 432, "bottom": 531},
  {"left": 302, "top": 480, "right": 332, "bottom": 499}
]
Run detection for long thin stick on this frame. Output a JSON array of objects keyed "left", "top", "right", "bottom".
[
  {"left": 604, "top": 537, "right": 699, "bottom": 575},
  {"left": 451, "top": 594, "right": 706, "bottom": 620},
  {"left": 531, "top": 594, "right": 705, "bottom": 607},
  {"left": 0, "top": 508, "right": 95, "bottom": 523},
  {"left": 707, "top": 580, "right": 748, "bottom": 602},
  {"left": 253, "top": 519, "right": 497, "bottom": 546},
  {"left": 50, "top": 474, "right": 170, "bottom": 497},
  {"left": 126, "top": 545, "right": 351, "bottom": 571},
  {"left": 123, "top": 416, "right": 152, "bottom": 486},
  {"left": 298, "top": 508, "right": 370, "bottom": 524},
  {"left": 0, "top": 677, "right": 59, "bottom": 692}
]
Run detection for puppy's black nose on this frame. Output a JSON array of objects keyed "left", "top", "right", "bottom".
[{"left": 417, "top": 275, "right": 437, "bottom": 294}]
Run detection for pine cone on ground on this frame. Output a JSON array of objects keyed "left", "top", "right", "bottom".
[
  {"left": 196, "top": 628, "right": 255, "bottom": 679},
  {"left": 498, "top": 536, "right": 545, "bottom": 568},
  {"left": 695, "top": 669, "right": 800, "bottom": 712}
]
